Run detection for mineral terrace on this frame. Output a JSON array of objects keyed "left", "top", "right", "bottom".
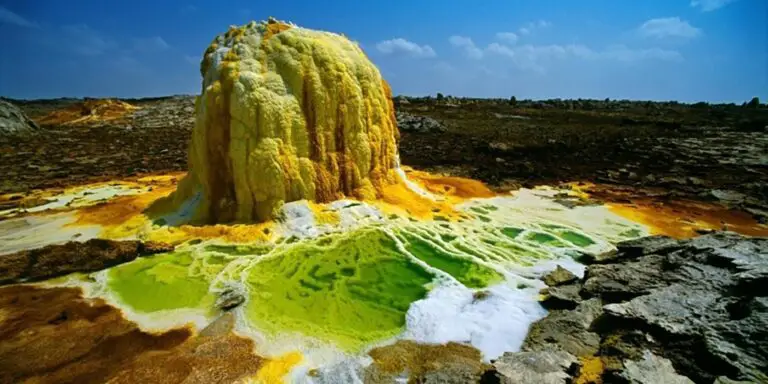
[{"left": 0, "top": 17, "right": 767, "bottom": 384}]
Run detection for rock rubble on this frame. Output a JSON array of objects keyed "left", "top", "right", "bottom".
[{"left": 487, "top": 232, "right": 768, "bottom": 383}]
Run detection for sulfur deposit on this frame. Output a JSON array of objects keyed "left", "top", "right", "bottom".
[
  {"left": 11, "top": 17, "right": 766, "bottom": 384},
  {"left": 160, "top": 18, "right": 400, "bottom": 223},
  {"left": 36, "top": 99, "right": 139, "bottom": 126}
]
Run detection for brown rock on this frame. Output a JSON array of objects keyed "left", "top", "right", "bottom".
[
  {"left": 0, "top": 284, "right": 265, "bottom": 384},
  {"left": 542, "top": 265, "right": 578, "bottom": 287},
  {"left": 365, "top": 340, "right": 489, "bottom": 383},
  {"left": 541, "top": 283, "right": 582, "bottom": 309},
  {"left": 141, "top": 240, "right": 175, "bottom": 254},
  {"left": 0, "top": 239, "right": 174, "bottom": 285}
]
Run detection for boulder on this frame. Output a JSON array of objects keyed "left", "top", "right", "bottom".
[
  {"left": 582, "top": 254, "right": 669, "bottom": 302},
  {"left": 0, "top": 99, "right": 39, "bottom": 136},
  {"left": 540, "top": 283, "right": 582, "bottom": 309},
  {"left": 393, "top": 95, "right": 410, "bottom": 106},
  {"left": 365, "top": 340, "right": 488, "bottom": 383},
  {"left": 395, "top": 111, "right": 447, "bottom": 133},
  {"left": 614, "top": 235, "right": 684, "bottom": 260},
  {"left": 619, "top": 351, "right": 694, "bottom": 384},
  {"left": 216, "top": 284, "right": 246, "bottom": 311},
  {"left": 514, "top": 232, "right": 768, "bottom": 383},
  {"left": 541, "top": 265, "right": 578, "bottom": 286},
  {"left": 492, "top": 347, "right": 578, "bottom": 384},
  {"left": 523, "top": 298, "right": 603, "bottom": 357}
]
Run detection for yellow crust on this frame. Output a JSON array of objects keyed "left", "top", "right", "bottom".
[{"left": 157, "top": 20, "right": 400, "bottom": 223}]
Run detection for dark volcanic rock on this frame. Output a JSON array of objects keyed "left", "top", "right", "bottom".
[
  {"left": 216, "top": 284, "right": 246, "bottom": 311},
  {"left": 615, "top": 235, "right": 685, "bottom": 259},
  {"left": 506, "top": 232, "right": 768, "bottom": 384},
  {"left": 523, "top": 298, "right": 603, "bottom": 357},
  {"left": 0, "top": 239, "right": 173, "bottom": 285},
  {"left": 574, "top": 248, "right": 618, "bottom": 264},
  {"left": 396, "top": 111, "right": 447, "bottom": 133},
  {"left": 619, "top": 351, "right": 694, "bottom": 384},
  {"left": 541, "top": 265, "right": 578, "bottom": 286},
  {"left": 581, "top": 254, "right": 670, "bottom": 302},
  {"left": 540, "top": 283, "right": 582, "bottom": 309},
  {"left": 492, "top": 347, "right": 578, "bottom": 384},
  {"left": 603, "top": 284, "right": 723, "bottom": 335}
]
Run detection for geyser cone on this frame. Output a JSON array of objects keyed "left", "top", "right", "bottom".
[{"left": 157, "top": 18, "right": 400, "bottom": 223}]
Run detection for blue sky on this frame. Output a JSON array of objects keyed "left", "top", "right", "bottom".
[{"left": 1, "top": 0, "right": 765, "bottom": 102}]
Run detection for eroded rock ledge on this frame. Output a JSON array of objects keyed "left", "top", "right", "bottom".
[
  {"left": 0, "top": 239, "right": 173, "bottom": 285},
  {"left": 489, "top": 232, "right": 767, "bottom": 384}
]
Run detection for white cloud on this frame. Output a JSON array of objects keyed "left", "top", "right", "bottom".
[
  {"left": 486, "top": 43, "right": 567, "bottom": 72},
  {"left": 487, "top": 42, "right": 515, "bottom": 58},
  {"left": 449, "top": 35, "right": 483, "bottom": 59},
  {"left": 597, "top": 45, "right": 683, "bottom": 62},
  {"left": 0, "top": 6, "right": 38, "bottom": 28},
  {"left": 376, "top": 38, "right": 436, "bottom": 58},
  {"left": 690, "top": 0, "right": 737, "bottom": 11},
  {"left": 61, "top": 24, "right": 116, "bottom": 56},
  {"left": 518, "top": 20, "right": 551, "bottom": 36},
  {"left": 132, "top": 36, "right": 170, "bottom": 53},
  {"left": 638, "top": 17, "right": 701, "bottom": 39},
  {"left": 485, "top": 42, "right": 681, "bottom": 71},
  {"left": 496, "top": 32, "right": 518, "bottom": 44},
  {"left": 562, "top": 44, "right": 682, "bottom": 62}
]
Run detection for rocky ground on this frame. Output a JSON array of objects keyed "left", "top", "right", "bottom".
[
  {"left": 0, "top": 233, "right": 763, "bottom": 383},
  {"left": 0, "top": 95, "right": 766, "bottom": 383},
  {"left": 0, "top": 97, "right": 190, "bottom": 194},
  {"left": 486, "top": 231, "right": 767, "bottom": 384},
  {"left": 2, "top": 95, "right": 766, "bottom": 221},
  {"left": 0, "top": 287, "right": 266, "bottom": 384},
  {"left": 395, "top": 98, "right": 768, "bottom": 223},
  {"left": 0, "top": 239, "right": 173, "bottom": 285}
]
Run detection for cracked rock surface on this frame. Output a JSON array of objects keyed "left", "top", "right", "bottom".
[{"left": 492, "top": 232, "right": 767, "bottom": 384}]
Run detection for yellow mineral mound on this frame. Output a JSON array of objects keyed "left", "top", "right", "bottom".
[
  {"left": 37, "top": 99, "right": 139, "bottom": 126},
  {"left": 155, "top": 18, "right": 400, "bottom": 223}
]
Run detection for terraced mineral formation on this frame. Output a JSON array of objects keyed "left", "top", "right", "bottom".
[
  {"left": 156, "top": 18, "right": 400, "bottom": 223},
  {"left": 8, "top": 17, "right": 768, "bottom": 384}
]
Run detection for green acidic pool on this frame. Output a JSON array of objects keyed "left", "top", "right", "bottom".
[
  {"left": 558, "top": 230, "right": 596, "bottom": 247},
  {"left": 107, "top": 250, "right": 220, "bottom": 313},
  {"left": 400, "top": 233, "right": 503, "bottom": 289},
  {"left": 244, "top": 228, "right": 434, "bottom": 350}
]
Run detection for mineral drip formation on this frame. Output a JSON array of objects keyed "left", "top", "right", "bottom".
[{"left": 161, "top": 18, "right": 400, "bottom": 223}]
